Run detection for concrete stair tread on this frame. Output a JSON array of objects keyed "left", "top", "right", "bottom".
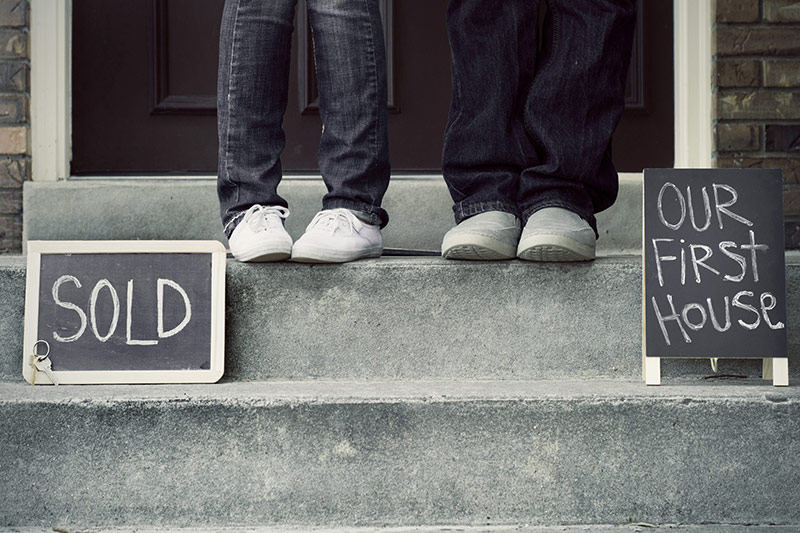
[
  {"left": 3, "top": 526, "right": 800, "bottom": 533},
  {"left": 2, "top": 379, "right": 797, "bottom": 404}
]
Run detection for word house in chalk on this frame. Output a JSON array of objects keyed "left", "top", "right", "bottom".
[{"left": 643, "top": 168, "right": 787, "bottom": 360}]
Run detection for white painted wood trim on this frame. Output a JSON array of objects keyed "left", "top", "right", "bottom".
[
  {"left": 30, "top": 0, "right": 72, "bottom": 182},
  {"left": 644, "top": 357, "right": 662, "bottom": 385},
  {"left": 765, "top": 358, "right": 790, "bottom": 387},
  {"left": 763, "top": 357, "right": 773, "bottom": 380},
  {"left": 27, "top": 239, "right": 226, "bottom": 254},
  {"left": 772, "top": 359, "right": 789, "bottom": 387},
  {"left": 673, "top": 0, "right": 714, "bottom": 169}
]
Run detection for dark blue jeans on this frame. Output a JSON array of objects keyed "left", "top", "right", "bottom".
[
  {"left": 217, "top": 0, "right": 390, "bottom": 237},
  {"left": 442, "top": 0, "right": 636, "bottom": 233}
]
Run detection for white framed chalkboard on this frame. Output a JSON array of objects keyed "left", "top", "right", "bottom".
[
  {"left": 643, "top": 169, "right": 788, "bottom": 386},
  {"left": 23, "top": 241, "right": 226, "bottom": 384}
]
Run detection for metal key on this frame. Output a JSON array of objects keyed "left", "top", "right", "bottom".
[
  {"left": 33, "top": 355, "right": 59, "bottom": 385},
  {"left": 30, "top": 341, "right": 58, "bottom": 386}
]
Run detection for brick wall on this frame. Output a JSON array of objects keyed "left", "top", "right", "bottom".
[
  {"left": 714, "top": 0, "right": 800, "bottom": 248},
  {"left": 0, "top": 0, "right": 27, "bottom": 254}
]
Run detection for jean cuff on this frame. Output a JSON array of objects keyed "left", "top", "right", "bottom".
[
  {"left": 222, "top": 212, "right": 246, "bottom": 239},
  {"left": 322, "top": 199, "right": 389, "bottom": 228},
  {"left": 521, "top": 200, "right": 598, "bottom": 238},
  {"left": 453, "top": 201, "right": 521, "bottom": 225}
]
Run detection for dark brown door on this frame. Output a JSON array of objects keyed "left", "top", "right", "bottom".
[{"left": 71, "top": 0, "right": 672, "bottom": 175}]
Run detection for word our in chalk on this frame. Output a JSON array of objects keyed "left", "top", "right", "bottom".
[
  {"left": 50, "top": 275, "right": 192, "bottom": 345},
  {"left": 656, "top": 182, "right": 752, "bottom": 232}
]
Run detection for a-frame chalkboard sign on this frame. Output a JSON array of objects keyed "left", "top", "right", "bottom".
[
  {"left": 23, "top": 241, "right": 226, "bottom": 384},
  {"left": 643, "top": 169, "right": 788, "bottom": 386}
]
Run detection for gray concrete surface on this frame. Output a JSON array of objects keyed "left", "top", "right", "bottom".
[
  {"left": 3, "top": 526, "right": 800, "bottom": 532},
  {"left": 0, "top": 256, "right": 24, "bottom": 382},
  {"left": 10, "top": 178, "right": 798, "bottom": 533},
  {"left": 1, "top": 381, "right": 798, "bottom": 528},
  {"left": 2, "top": 255, "right": 798, "bottom": 383},
  {"left": 22, "top": 176, "right": 642, "bottom": 255}
]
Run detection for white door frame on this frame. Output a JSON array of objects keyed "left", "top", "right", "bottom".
[
  {"left": 30, "top": 0, "right": 712, "bottom": 182},
  {"left": 30, "top": 0, "right": 72, "bottom": 182},
  {"left": 673, "top": 0, "right": 713, "bottom": 168}
]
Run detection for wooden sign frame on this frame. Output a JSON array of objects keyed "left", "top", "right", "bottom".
[
  {"left": 23, "top": 240, "right": 226, "bottom": 384},
  {"left": 641, "top": 169, "right": 789, "bottom": 387}
]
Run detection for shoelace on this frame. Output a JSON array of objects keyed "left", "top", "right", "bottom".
[
  {"left": 305, "top": 208, "right": 364, "bottom": 235},
  {"left": 242, "top": 205, "right": 290, "bottom": 232}
]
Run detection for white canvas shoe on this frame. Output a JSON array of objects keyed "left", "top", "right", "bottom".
[
  {"left": 441, "top": 211, "right": 521, "bottom": 260},
  {"left": 227, "top": 205, "right": 292, "bottom": 262},
  {"left": 291, "top": 208, "right": 383, "bottom": 263},
  {"left": 516, "top": 207, "right": 596, "bottom": 262}
]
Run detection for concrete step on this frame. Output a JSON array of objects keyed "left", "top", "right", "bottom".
[
  {"left": 2, "top": 255, "right": 799, "bottom": 383},
  {"left": 3, "top": 527, "right": 800, "bottom": 533},
  {"left": 22, "top": 174, "right": 643, "bottom": 255},
  {"left": 1, "top": 380, "right": 798, "bottom": 528}
]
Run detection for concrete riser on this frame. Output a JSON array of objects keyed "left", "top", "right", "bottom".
[
  {"left": 22, "top": 176, "right": 643, "bottom": 255},
  {"left": 2, "top": 257, "right": 798, "bottom": 382},
  {"left": 1, "top": 384, "right": 798, "bottom": 528}
]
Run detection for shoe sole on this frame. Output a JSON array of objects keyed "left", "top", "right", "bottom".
[
  {"left": 233, "top": 244, "right": 292, "bottom": 263},
  {"left": 290, "top": 244, "right": 383, "bottom": 263},
  {"left": 441, "top": 233, "right": 516, "bottom": 261},
  {"left": 516, "top": 234, "right": 595, "bottom": 262}
]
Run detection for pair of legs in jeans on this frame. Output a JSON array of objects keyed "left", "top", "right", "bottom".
[
  {"left": 217, "top": 0, "right": 636, "bottom": 263},
  {"left": 441, "top": 0, "right": 636, "bottom": 261},
  {"left": 217, "top": 0, "right": 389, "bottom": 263}
]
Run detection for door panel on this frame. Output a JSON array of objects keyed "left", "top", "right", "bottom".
[
  {"left": 71, "top": 0, "right": 672, "bottom": 175},
  {"left": 615, "top": 0, "right": 675, "bottom": 171},
  {"left": 72, "top": 0, "right": 221, "bottom": 173},
  {"left": 152, "top": 0, "right": 219, "bottom": 114}
]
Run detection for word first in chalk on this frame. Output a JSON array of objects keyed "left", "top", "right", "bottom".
[
  {"left": 23, "top": 241, "right": 226, "bottom": 384},
  {"left": 642, "top": 169, "right": 788, "bottom": 385}
]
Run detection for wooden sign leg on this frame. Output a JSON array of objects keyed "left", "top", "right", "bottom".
[
  {"left": 764, "top": 358, "right": 789, "bottom": 387},
  {"left": 762, "top": 358, "right": 773, "bottom": 381},
  {"left": 644, "top": 356, "right": 661, "bottom": 385}
]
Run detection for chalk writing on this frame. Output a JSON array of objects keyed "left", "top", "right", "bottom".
[
  {"left": 644, "top": 169, "right": 787, "bottom": 359},
  {"left": 51, "top": 275, "right": 192, "bottom": 346}
]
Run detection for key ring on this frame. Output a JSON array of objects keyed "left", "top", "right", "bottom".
[{"left": 32, "top": 340, "right": 50, "bottom": 359}]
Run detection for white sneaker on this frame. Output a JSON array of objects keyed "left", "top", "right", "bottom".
[
  {"left": 227, "top": 205, "right": 292, "bottom": 262},
  {"left": 441, "top": 211, "right": 521, "bottom": 260},
  {"left": 291, "top": 208, "right": 383, "bottom": 263},
  {"left": 516, "top": 207, "right": 596, "bottom": 262}
]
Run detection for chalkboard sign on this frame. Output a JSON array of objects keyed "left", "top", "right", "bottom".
[
  {"left": 23, "top": 241, "right": 226, "bottom": 384},
  {"left": 643, "top": 169, "right": 788, "bottom": 384}
]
